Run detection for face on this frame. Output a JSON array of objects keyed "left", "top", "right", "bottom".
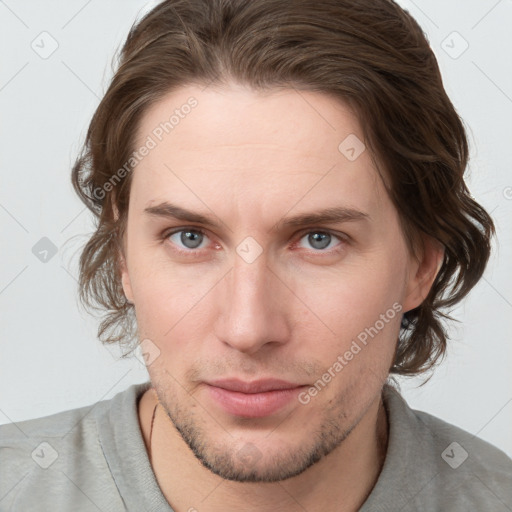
[{"left": 120, "top": 82, "right": 441, "bottom": 482}]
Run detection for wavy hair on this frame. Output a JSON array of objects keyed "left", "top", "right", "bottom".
[{"left": 71, "top": 0, "right": 495, "bottom": 375}]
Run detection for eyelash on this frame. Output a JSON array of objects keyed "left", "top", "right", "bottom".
[{"left": 161, "top": 226, "right": 348, "bottom": 257}]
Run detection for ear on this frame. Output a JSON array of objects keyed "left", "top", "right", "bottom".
[
  {"left": 119, "top": 249, "right": 134, "bottom": 304},
  {"left": 402, "top": 234, "right": 444, "bottom": 314},
  {"left": 112, "top": 194, "right": 134, "bottom": 304}
]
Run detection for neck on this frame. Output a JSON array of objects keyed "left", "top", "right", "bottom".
[{"left": 139, "top": 388, "right": 388, "bottom": 512}]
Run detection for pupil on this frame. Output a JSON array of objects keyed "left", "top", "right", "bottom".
[
  {"left": 181, "top": 230, "right": 202, "bottom": 249},
  {"left": 309, "top": 232, "right": 330, "bottom": 249}
]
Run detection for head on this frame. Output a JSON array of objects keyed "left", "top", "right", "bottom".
[{"left": 72, "top": 0, "right": 495, "bottom": 482}]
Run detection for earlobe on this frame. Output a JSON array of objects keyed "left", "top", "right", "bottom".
[{"left": 402, "top": 235, "right": 444, "bottom": 314}]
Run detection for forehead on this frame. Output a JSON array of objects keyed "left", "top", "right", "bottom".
[
  {"left": 131, "top": 83, "right": 387, "bottom": 222},
  {"left": 136, "top": 82, "right": 365, "bottom": 159}
]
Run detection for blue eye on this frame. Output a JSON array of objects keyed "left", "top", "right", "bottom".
[
  {"left": 297, "top": 231, "right": 343, "bottom": 251},
  {"left": 167, "top": 229, "right": 209, "bottom": 250},
  {"left": 163, "top": 227, "right": 346, "bottom": 256}
]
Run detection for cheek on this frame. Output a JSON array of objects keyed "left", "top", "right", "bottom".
[
  {"left": 292, "top": 252, "right": 405, "bottom": 358},
  {"left": 127, "top": 252, "right": 219, "bottom": 353},
  {"left": 319, "top": 256, "right": 402, "bottom": 308}
]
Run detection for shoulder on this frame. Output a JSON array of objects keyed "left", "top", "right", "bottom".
[
  {"left": 0, "top": 383, "right": 149, "bottom": 511},
  {"left": 0, "top": 400, "right": 95, "bottom": 440},
  {"left": 414, "top": 404, "right": 511, "bottom": 470},
  {"left": 413, "top": 404, "right": 512, "bottom": 502},
  {"left": 363, "top": 385, "right": 512, "bottom": 511},
  {"left": 0, "top": 402, "right": 100, "bottom": 510},
  {"left": 0, "top": 400, "right": 99, "bottom": 473}
]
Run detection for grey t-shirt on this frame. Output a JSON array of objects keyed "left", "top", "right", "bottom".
[{"left": 1, "top": 381, "right": 511, "bottom": 511}]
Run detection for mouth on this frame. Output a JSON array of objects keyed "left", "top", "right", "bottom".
[{"left": 204, "top": 378, "right": 309, "bottom": 418}]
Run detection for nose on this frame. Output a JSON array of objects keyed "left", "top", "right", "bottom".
[{"left": 215, "top": 254, "right": 291, "bottom": 355}]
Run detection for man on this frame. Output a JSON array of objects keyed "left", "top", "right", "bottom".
[{"left": 1, "top": 0, "right": 511, "bottom": 510}]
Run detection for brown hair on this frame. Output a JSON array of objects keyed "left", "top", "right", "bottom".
[{"left": 71, "top": 0, "right": 495, "bottom": 376}]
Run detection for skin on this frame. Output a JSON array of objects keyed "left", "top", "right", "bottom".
[{"left": 120, "top": 82, "right": 444, "bottom": 512}]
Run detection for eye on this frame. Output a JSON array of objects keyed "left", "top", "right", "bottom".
[
  {"left": 162, "top": 227, "right": 347, "bottom": 257},
  {"left": 166, "top": 228, "right": 210, "bottom": 251},
  {"left": 296, "top": 230, "right": 345, "bottom": 252}
]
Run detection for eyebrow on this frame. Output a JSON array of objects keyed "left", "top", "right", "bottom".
[
  {"left": 143, "top": 201, "right": 371, "bottom": 232},
  {"left": 144, "top": 202, "right": 224, "bottom": 229}
]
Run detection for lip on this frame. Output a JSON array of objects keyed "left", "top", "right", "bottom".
[
  {"left": 208, "top": 378, "right": 304, "bottom": 393},
  {"left": 205, "top": 379, "right": 308, "bottom": 418}
]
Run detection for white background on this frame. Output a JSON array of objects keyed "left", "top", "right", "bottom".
[{"left": 1, "top": 0, "right": 511, "bottom": 458}]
